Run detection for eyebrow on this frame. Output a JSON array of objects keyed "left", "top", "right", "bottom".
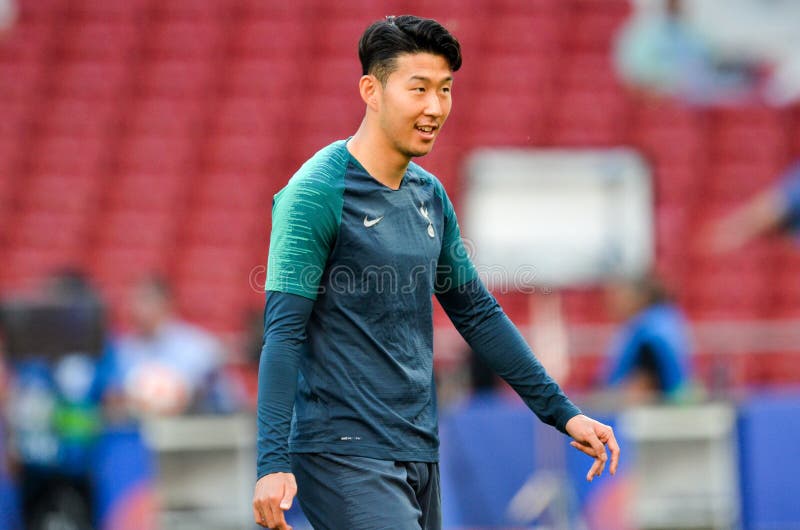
[{"left": 408, "top": 75, "right": 453, "bottom": 83}]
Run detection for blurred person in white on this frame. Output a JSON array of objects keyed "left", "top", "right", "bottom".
[
  {"left": 614, "top": 0, "right": 757, "bottom": 105},
  {"left": 114, "top": 274, "right": 227, "bottom": 416},
  {"left": 0, "top": 0, "right": 16, "bottom": 34},
  {"left": 706, "top": 162, "right": 800, "bottom": 253},
  {"left": 602, "top": 274, "right": 692, "bottom": 405}
]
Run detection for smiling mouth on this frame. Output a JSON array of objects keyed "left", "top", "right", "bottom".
[{"left": 415, "top": 124, "right": 438, "bottom": 135}]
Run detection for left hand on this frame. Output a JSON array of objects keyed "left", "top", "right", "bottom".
[{"left": 565, "top": 414, "right": 620, "bottom": 481}]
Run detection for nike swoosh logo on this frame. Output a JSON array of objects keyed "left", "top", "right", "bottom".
[{"left": 363, "top": 215, "right": 384, "bottom": 227}]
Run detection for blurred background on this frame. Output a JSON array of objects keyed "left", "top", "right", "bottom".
[{"left": 1, "top": 0, "right": 799, "bottom": 529}]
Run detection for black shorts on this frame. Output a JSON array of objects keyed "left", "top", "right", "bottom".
[{"left": 291, "top": 452, "right": 441, "bottom": 530}]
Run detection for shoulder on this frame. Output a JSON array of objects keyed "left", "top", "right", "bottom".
[{"left": 276, "top": 140, "right": 349, "bottom": 206}]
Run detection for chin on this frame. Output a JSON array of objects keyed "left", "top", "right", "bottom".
[{"left": 405, "top": 143, "right": 435, "bottom": 158}]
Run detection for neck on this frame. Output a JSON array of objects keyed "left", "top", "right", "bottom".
[{"left": 347, "top": 119, "right": 410, "bottom": 190}]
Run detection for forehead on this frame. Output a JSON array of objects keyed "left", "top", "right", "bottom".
[{"left": 388, "top": 52, "right": 453, "bottom": 82}]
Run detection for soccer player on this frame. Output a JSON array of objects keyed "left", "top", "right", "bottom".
[{"left": 253, "top": 15, "right": 620, "bottom": 530}]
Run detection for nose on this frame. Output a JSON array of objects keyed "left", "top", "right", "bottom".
[{"left": 424, "top": 92, "right": 445, "bottom": 118}]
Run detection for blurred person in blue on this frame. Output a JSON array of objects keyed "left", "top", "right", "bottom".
[
  {"left": 114, "top": 274, "right": 234, "bottom": 416},
  {"left": 707, "top": 161, "right": 800, "bottom": 253},
  {"left": 614, "top": 0, "right": 756, "bottom": 106},
  {"left": 602, "top": 274, "right": 692, "bottom": 404},
  {"left": 0, "top": 270, "right": 158, "bottom": 530}
]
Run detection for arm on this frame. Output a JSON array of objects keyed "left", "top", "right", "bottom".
[
  {"left": 436, "top": 280, "right": 580, "bottom": 432},
  {"left": 433, "top": 182, "right": 619, "bottom": 480},
  {"left": 253, "top": 291, "right": 313, "bottom": 530},
  {"left": 707, "top": 187, "right": 788, "bottom": 253},
  {"left": 253, "top": 167, "right": 342, "bottom": 529}
]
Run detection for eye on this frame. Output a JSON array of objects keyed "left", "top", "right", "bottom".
[
  {"left": 442, "top": 86, "right": 451, "bottom": 94},
  {"left": 412, "top": 87, "right": 426, "bottom": 93}
]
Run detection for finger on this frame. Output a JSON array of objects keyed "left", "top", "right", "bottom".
[
  {"left": 268, "top": 493, "right": 291, "bottom": 530},
  {"left": 570, "top": 440, "right": 597, "bottom": 458},
  {"left": 586, "top": 453, "right": 607, "bottom": 482},
  {"left": 584, "top": 430, "right": 608, "bottom": 465},
  {"left": 254, "top": 499, "right": 271, "bottom": 528},
  {"left": 605, "top": 430, "right": 621, "bottom": 475},
  {"left": 586, "top": 456, "right": 602, "bottom": 482},
  {"left": 280, "top": 478, "right": 297, "bottom": 511},
  {"left": 253, "top": 506, "right": 265, "bottom": 527}
]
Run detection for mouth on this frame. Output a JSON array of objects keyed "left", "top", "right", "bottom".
[{"left": 415, "top": 124, "right": 439, "bottom": 140}]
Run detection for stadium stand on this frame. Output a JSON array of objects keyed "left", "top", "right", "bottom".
[{"left": 0, "top": 0, "right": 799, "bottom": 396}]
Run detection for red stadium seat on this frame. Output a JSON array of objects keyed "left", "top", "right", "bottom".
[
  {"left": 311, "top": 18, "right": 374, "bottom": 58},
  {"left": 566, "top": 10, "right": 629, "bottom": 52},
  {"left": 117, "top": 135, "right": 196, "bottom": 175},
  {"left": 202, "top": 134, "right": 283, "bottom": 173},
  {"left": 17, "top": 174, "right": 100, "bottom": 213},
  {"left": 635, "top": 127, "right": 708, "bottom": 168},
  {"left": 0, "top": 19, "right": 53, "bottom": 61},
  {"left": 473, "top": 54, "right": 554, "bottom": 93},
  {"left": 59, "top": 20, "right": 140, "bottom": 61},
  {"left": 143, "top": 19, "right": 225, "bottom": 60},
  {"left": 105, "top": 174, "right": 190, "bottom": 211},
  {"left": 65, "top": 0, "right": 150, "bottom": 21},
  {"left": 194, "top": 172, "right": 270, "bottom": 209},
  {"left": 28, "top": 135, "right": 108, "bottom": 177},
  {"left": 88, "top": 245, "right": 169, "bottom": 287},
  {"left": 173, "top": 281, "right": 257, "bottom": 332},
  {"left": 704, "top": 162, "right": 782, "bottom": 202},
  {"left": 220, "top": 58, "right": 298, "bottom": 97},
  {"left": 180, "top": 209, "right": 263, "bottom": 246},
  {"left": 310, "top": 57, "right": 362, "bottom": 96},
  {"left": 136, "top": 59, "right": 215, "bottom": 98},
  {"left": 482, "top": 14, "right": 563, "bottom": 53},
  {"left": 0, "top": 62, "right": 45, "bottom": 101},
  {"left": 6, "top": 209, "right": 89, "bottom": 249},
  {"left": 172, "top": 244, "right": 256, "bottom": 285},
  {"left": 149, "top": 0, "right": 230, "bottom": 21},
  {"left": 710, "top": 125, "right": 788, "bottom": 166},
  {"left": 230, "top": 18, "right": 310, "bottom": 59},
  {"left": 298, "top": 94, "right": 363, "bottom": 134},
  {"left": 210, "top": 96, "right": 286, "bottom": 138},
  {"left": 0, "top": 246, "right": 83, "bottom": 293},
  {"left": 95, "top": 209, "right": 179, "bottom": 248},
  {"left": 51, "top": 60, "right": 131, "bottom": 99},
  {"left": 558, "top": 51, "right": 621, "bottom": 91},
  {"left": 462, "top": 92, "right": 548, "bottom": 146},
  {"left": 38, "top": 97, "right": 117, "bottom": 137},
  {"left": 123, "top": 97, "right": 206, "bottom": 136},
  {"left": 0, "top": 132, "right": 25, "bottom": 179},
  {"left": 653, "top": 164, "right": 699, "bottom": 204}
]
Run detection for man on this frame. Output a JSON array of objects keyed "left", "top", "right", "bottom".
[
  {"left": 115, "top": 275, "right": 223, "bottom": 415},
  {"left": 253, "top": 15, "right": 619, "bottom": 530},
  {"left": 603, "top": 275, "right": 691, "bottom": 404}
]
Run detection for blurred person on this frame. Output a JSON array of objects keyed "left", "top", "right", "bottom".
[
  {"left": 705, "top": 161, "right": 800, "bottom": 253},
  {"left": 114, "top": 274, "right": 227, "bottom": 416},
  {"left": 602, "top": 274, "right": 692, "bottom": 404},
  {"left": 253, "top": 15, "right": 619, "bottom": 530},
  {"left": 0, "top": 271, "right": 158, "bottom": 530},
  {"left": 0, "top": 0, "right": 16, "bottom": 34},
  {"left": 614, "top": 0, "right": 756, "bottom": 105}
]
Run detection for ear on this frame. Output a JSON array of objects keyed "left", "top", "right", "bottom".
[{"left": 358, "top": 75, "right": 380, "bottom": 111}]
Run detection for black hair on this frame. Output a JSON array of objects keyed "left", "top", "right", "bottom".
[{"left": 358, "top": 15, "right": 462, "bottom": 84}]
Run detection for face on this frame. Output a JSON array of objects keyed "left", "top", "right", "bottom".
[
  {"left": 130, "top": 283, "right": 170, "bottom": 334},
  {"left": 374, "top": 52, "right": 453, "bottom": 158},
  {"left": 604, "top": 281, "right": 643, "bottom": 321}
]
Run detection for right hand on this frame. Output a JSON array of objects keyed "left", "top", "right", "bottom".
[{"left": 252, "top": 472, "right": 298, "bottom": 529}]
